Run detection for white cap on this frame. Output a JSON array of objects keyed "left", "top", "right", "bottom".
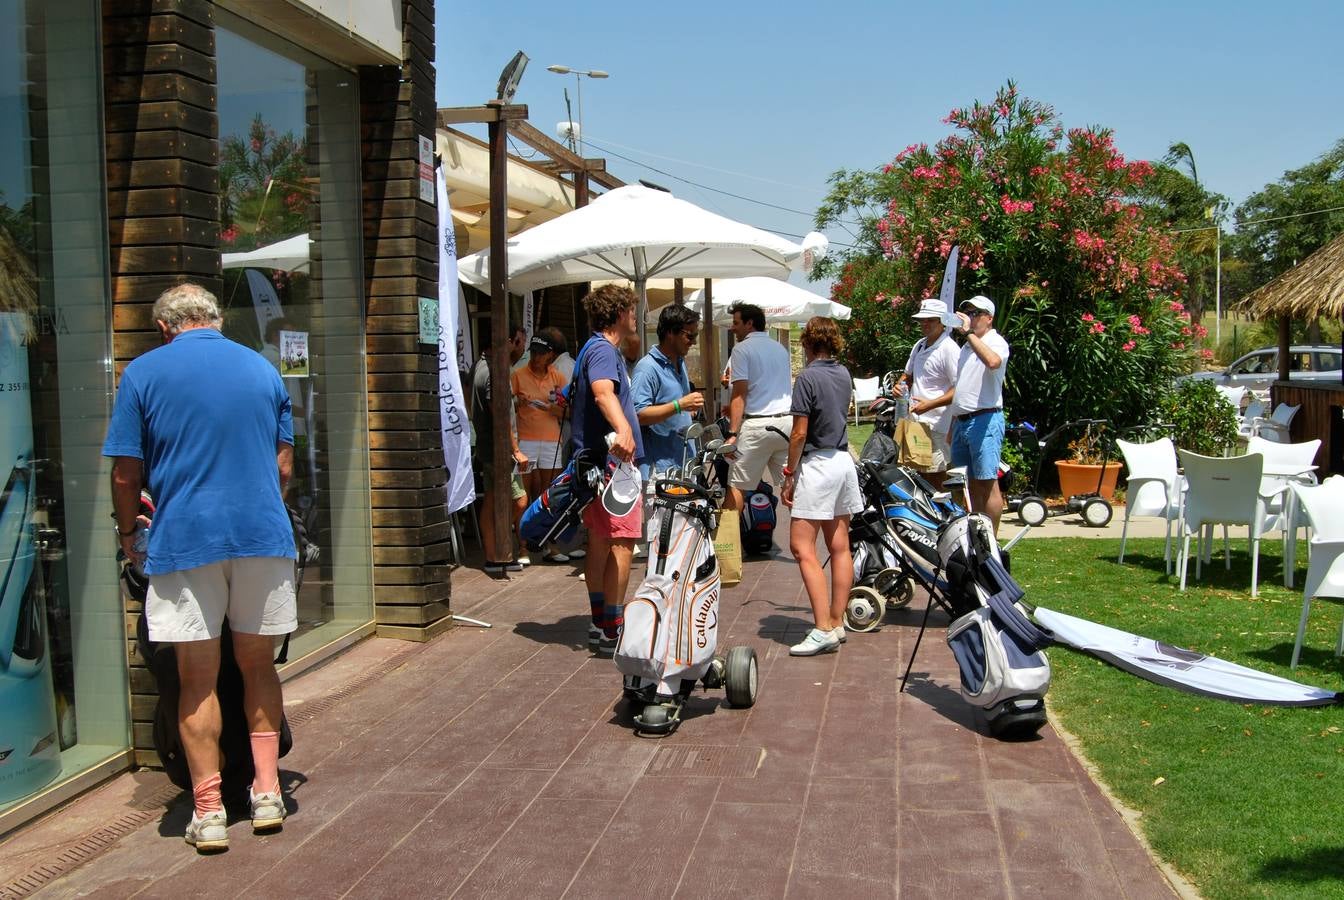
[
  {"left": 961, "top": 295, "right": 996, "bottom": 317},
  {"left": 912, "top": 298, "right": 948, "bottom": 319}
]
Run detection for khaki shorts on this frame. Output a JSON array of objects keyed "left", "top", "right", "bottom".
[
  {"left": 728, "top": 414, "right": 792, "bottom": 490},
  {"left": 147, "top": 557, "right": 297, "bottom": 642}
]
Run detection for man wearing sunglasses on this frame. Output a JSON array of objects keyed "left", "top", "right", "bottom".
[
  {"left": 948, "top": 294, "right": 1010, "bottom": 533},
  {"left": 632, "top": 304, "right": 705, "bottom": 480}
]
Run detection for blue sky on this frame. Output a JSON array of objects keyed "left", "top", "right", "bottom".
[{"left": 435, "top": 1, "right": 1343, "bottom": 292}]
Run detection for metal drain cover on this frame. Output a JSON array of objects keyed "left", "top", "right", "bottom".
[{"left": 645, "top": 745, "right": 764, "bottom": 778}]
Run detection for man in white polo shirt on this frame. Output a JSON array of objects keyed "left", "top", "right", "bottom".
[
  {"left": 898, "top": 298, "right": 961, "bottom": 489},
  {"left": 948, "top": 294, "right": 1010, "bottom": 533},
  {"left": 723, "top": 301, "right": 792, "bottom": 513}
]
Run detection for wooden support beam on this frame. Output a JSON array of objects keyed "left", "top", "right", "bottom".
[
  {"left": 487, "top": 100, "right": 514, "bottom": 562},
  {"left": 436, "top": 103, "right": 528, "bottom": 126}
]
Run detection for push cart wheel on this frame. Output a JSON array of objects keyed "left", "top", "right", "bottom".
[
  {"left": 845, "top": 586, "right": 886, "bottom": 632},
  {"left": 701, "top": 656, "right": 726, "bottom": 690},
  {"left": 1018, "top": 496, "right": 1048, "bottom": 528},
  {"left": 1081, "top": 497, "right": 1113, "bottom": 528},
  {"left": 874, "top": 569, "right": 915, "bottom": 609},
  {"left": 724, "top": 646, "right": 759, "bottom": 708}
]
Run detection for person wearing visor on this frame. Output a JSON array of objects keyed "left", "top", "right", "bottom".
[
  {"left": 948, "top": 294, "right": 1010, "bottom": 533},
  {"left": 896, "top": 298, "right": 960, "bottom": 489},
  {"left": 511, "top": 332, "right": 569, "bottom": 562},
  {"left": 631, "top": 304, "right": 705, "bottom": 481}
]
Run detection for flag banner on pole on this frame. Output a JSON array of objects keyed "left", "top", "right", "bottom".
[
  {"left": 1034, "top": 606, "right": 1342, "bottom": 707},
  {"left": 937, "top": 245, "right": 960, "bottom": 327},
  {"left": 455, "top": 285, "right": 473, "bottom": 375},
  {"left": 523, "top": 291, "right": 535, "bottom": 343},
  {"left": 437, "top": 162, "right": 475, "bottom": 514}
]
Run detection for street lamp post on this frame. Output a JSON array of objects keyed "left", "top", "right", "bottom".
[{"left": 546, "top": 65, "right": 608, "bottom": 153}]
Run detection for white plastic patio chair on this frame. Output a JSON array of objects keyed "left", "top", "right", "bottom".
[
  {"left": 1116, "top": 437, "right": 1181, "bottom": 573},
  {"left": 1245, "top": 436, "right": 1320, "bottom": 587},
  {"left": 1214, "top": 384, "right": 1246, "bottom": 413},
  {"left": 1251, "top": 403, "right": 1301, "bottom": 443},
  {"left": 1176, "top": 449, "right": 1273, "bottom": 597},
  {"left": 852, "top": 376, "right": 881, "bottom": 425},
  {"left": 1237, "top": 398, "right": 1267, "bottom": 437},
  {"left": 1286, "top": 477, "right": 1344, "bottom": 668}
]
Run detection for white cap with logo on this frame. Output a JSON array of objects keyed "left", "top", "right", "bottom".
[{"left": 911, "top": 298, "right": 948, "bottom": 320}]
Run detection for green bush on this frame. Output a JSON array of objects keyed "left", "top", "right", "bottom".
[{"left": 1160, "top": 379, "right": 1239, "bottom": 456}]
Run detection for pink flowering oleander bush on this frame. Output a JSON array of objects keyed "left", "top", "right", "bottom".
[{"left": 815, "top": 82, "right": 1200, "bottom": 430}]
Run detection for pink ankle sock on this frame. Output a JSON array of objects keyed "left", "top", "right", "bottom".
[
  {"left": 250, "top": 731, "right": 281, "bottom": 796},
  {"left": 193, "top": 772, "right": 223, "bottom": 817}
]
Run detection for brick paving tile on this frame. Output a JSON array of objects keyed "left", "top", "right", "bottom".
[{"left": 10, "top": 508, "right": 1177, "bottom": 899}]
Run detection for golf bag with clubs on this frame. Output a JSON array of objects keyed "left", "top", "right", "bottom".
[
  {"left": 616, "top": 424, "right": 759, "bottom": 736},
  {"left": 938, "top": 514, "right": 1052, "bottom": 738}
]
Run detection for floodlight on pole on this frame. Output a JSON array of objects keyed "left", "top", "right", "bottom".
[{"left": 546, "top": 65, "right": 608, "bottom": 152}]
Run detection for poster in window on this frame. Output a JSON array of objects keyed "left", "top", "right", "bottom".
[{"left": 279, "top": 330, "right": 309, "bottom": 378}]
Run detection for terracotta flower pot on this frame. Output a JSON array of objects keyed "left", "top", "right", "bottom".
[{"left": 1054, "top": 460, "right": 1121, "bottom": 501}]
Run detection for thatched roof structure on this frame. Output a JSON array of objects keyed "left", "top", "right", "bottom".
[{"left": 1240, "top": 231, "right": 1344, "bottom": 320}]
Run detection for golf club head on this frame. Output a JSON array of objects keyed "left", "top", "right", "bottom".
[
  {"left": 685, "top": 422, "right": 704, "bottom": 442},
  {"left": 704, "top": 438, "right": 724, "bottom": 454}
]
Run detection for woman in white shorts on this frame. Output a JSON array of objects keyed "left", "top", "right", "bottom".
[{"left": 780, "top": 317, "right": 865, "bottom": 657}]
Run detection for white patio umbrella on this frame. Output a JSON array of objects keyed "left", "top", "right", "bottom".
[
  {"left": 456, "top": 185, "right": 827, "bottom": 335},
  {"left": 221, "top": 233, "right": 310, "bottom": 272},
  {"left": 684, "top": 276, "right": 851, "bottom": 325}
]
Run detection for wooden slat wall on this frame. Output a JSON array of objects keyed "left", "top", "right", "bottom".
[
  {"left": 1270, "top": 382, "right": 1344, "bottom": 472},
  {"left": 359, "top": 0, "right": 451, "bottom": 640},
  {"left": 103, "top": 0, "right": 220, "bottom": 766}
]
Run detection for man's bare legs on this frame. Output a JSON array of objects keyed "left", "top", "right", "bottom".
[{"left": 968, "top": 478, "right": 1004, "bottom": 535}]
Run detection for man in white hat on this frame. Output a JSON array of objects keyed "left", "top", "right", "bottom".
[
  {"left": 948, "top": 294, "right": 1010, "bottom": 532},
  {"left": 896, "top": 298, "right": 960, "bottom": 488}
]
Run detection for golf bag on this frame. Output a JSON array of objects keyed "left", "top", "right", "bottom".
[
  {"left": 940, "top": 517, "right": 1051, "bottom": 737},
  {"left": 850, "top": 508, "right": 902, "bottom": 591},
  {"left": 740, "top": 481, "right": 778, "bottom": 555},
  {"left": 616, "top": 480, "right": 720, "bottom": 696},
  {"left": 519, "top": 448, "right": 604, "bottom": 548}
]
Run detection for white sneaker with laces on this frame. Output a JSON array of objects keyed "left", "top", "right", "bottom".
[
  {"left": 184, "top": 809, "right": 229, "bottom": 851},
  {"left": 249, "top": 787, "right": 286, "bottom": 831},
  {"left": 790, "top": 627, "right": 840, "bottom": 657}
]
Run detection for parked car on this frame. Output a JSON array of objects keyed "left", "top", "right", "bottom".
[{"left": 1179, "top": 345, "right": 1344, "bottom": 393}]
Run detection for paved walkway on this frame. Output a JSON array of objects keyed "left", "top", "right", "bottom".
[{"left": 4, "top": 519, "right": 1179, "bottom": 899}]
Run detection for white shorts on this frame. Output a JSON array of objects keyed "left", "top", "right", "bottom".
[
  {"left": 728, "top": 414, "right": 792, "bottom": 489},
  {"left": 147, "top": 557, "right": 297, "bottom": 642},
  {"left": 791, "top": 449, "right": 864, "bottom": 521},
  {"left": 518, "top": 438, "right": 564, "bottom": 471}
]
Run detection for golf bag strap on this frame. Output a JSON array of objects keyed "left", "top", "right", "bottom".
[
  {"left": 987, "top": 590, "right": 1052, "bottom": 652},
  {"left": 274, "top": 632, "right": 291, "bottom": 665},
  {"left": 980, "top": 555, "right": 1024, "bottom": 605},
  {"left": 655, "top": 504, "right": 675, "bottom": 576}
]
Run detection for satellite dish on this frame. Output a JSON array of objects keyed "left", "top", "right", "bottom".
[{"left": 556, "top": 120, "right": 579, "bottom": 142}]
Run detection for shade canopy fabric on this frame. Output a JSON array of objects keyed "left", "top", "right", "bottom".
[
  {"left": 684, "top": 276, "right": 850, "bottom": 325},
  {"left": 221, "top": 233, "right": 310, "bottom": 273},
  {"left": 456, "top": 185, "right": 827, "bottom": 293}
]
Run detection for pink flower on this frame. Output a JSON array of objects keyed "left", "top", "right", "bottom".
[
  {"left": 1122, "top": 340, "right": 1136, "bottom": 352},
  {"left": 1081, "top": 313, "right": 1095, "bottom": 322},
  {"left": 1200, "top": 349, "right": 1215, "bottom": 360},
  {"left": 1090, "top": 322, "right": 1106, "bottom": 334},
  {"left": 1128, "top": 314, "right": 1142, "bottom": 328}
]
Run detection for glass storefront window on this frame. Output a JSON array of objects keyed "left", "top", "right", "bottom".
[
  {"left": 1, "top": 0, "right": 127, "bottom": 811},
  {"left": 216, "top": 15, "right": 373, "bottom": 659}
]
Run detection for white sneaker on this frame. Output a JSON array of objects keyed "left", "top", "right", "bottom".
[
  {"left": 184, "top": 809, "right": 229, "bottom": 851},
  {"left": 790, "top": 627, "right": 840, "bottom": 657},
  {"left": 832, "top": 625, "right": 847, "bottom": 644},
  {"left": 249, "top": 786, "right": 286, "bottom": 831}
]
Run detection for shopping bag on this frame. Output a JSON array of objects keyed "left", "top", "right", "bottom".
[
  {"left": 896, "top": 418, "right": 934, "bottom": 468},
  {"left": 713, "top": 508, "right": 743, "bottom": 587}
]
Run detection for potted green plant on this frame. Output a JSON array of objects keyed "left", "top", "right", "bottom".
[
  {"left": 1055, "top": 422, "right": 1122, "bottom": 501},
  {"left": 1160, "top": 380, "right": 1240, "bottom": 457}
]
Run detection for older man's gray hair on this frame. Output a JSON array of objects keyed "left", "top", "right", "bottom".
[{"left": 152, "top": 283, "right": 223, "bottom": 332}]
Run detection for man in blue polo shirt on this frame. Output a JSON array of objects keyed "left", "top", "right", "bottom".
[
  {"left": 103, "top": 283, "right": 296, "bottom": 852},
  {"left": 631, "top": 304, "right": 705, "bottom": 479}
]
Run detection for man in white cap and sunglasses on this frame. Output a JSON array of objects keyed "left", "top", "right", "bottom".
[
  {"left": 948, "top": 294, "right": 1010, "bottom": 533},
  {"left": 896, "top": 298, "right": 960, "bottom": 489}
]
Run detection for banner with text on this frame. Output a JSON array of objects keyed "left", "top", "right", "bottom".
[{"left": 436, "top": 164, "right": 475, "bottom": 514}]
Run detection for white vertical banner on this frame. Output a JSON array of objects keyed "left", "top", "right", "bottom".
[
  {"left": 245, "top": 268, "right": 285, "bottom": 338},
  {"left": 436, "top": 163, "right": 475, "bottom": 513},
  {"left": 455, "top": 285, "right": 473, "bottom": 374},
  {"left": 523, "top": 290, "right": 535, "bottom": 342}
]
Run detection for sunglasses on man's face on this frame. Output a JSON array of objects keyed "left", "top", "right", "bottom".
[
  {"left": 681, "top": 330, "right": 699, "bottom": 341},
  {"left": 959, "top": 307, "right": 989, "bottom": 318}
]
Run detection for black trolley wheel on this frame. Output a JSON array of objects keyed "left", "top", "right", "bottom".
[
  {"left": 1081, "top": 497, "right": 1113, "bottom": 528},
  {"left": 724, "top": 646, "right": 759, "bottom": 708}
]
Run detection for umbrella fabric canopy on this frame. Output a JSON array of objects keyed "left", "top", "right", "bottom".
[
  {"left": 684, "top": 276, "right": 851, "bottom": 326},
  {"left": 456, "top": 185, "right": 827, "bottom": 333},
  {"left": 222, "top": 233, "right": 310, "bottom": 272}
]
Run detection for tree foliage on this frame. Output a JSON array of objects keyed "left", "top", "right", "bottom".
[
  {"left": 814, "top": 82, "right": 1200, "bottom": 430},
  {"left": 1229, "top": 138, "right": 1344, "bottom": 290},
  {"left": 219, "top": 114, "right": 310, "bottom": 251}
]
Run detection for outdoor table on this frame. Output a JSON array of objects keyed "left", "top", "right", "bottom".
[{"left": 1261, "top": 464, "right": 1318, "bottom": 586}]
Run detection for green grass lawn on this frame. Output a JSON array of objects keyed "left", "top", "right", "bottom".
[{"left": 1015, "top": 537, "right": 1344, "bottom": 900}]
